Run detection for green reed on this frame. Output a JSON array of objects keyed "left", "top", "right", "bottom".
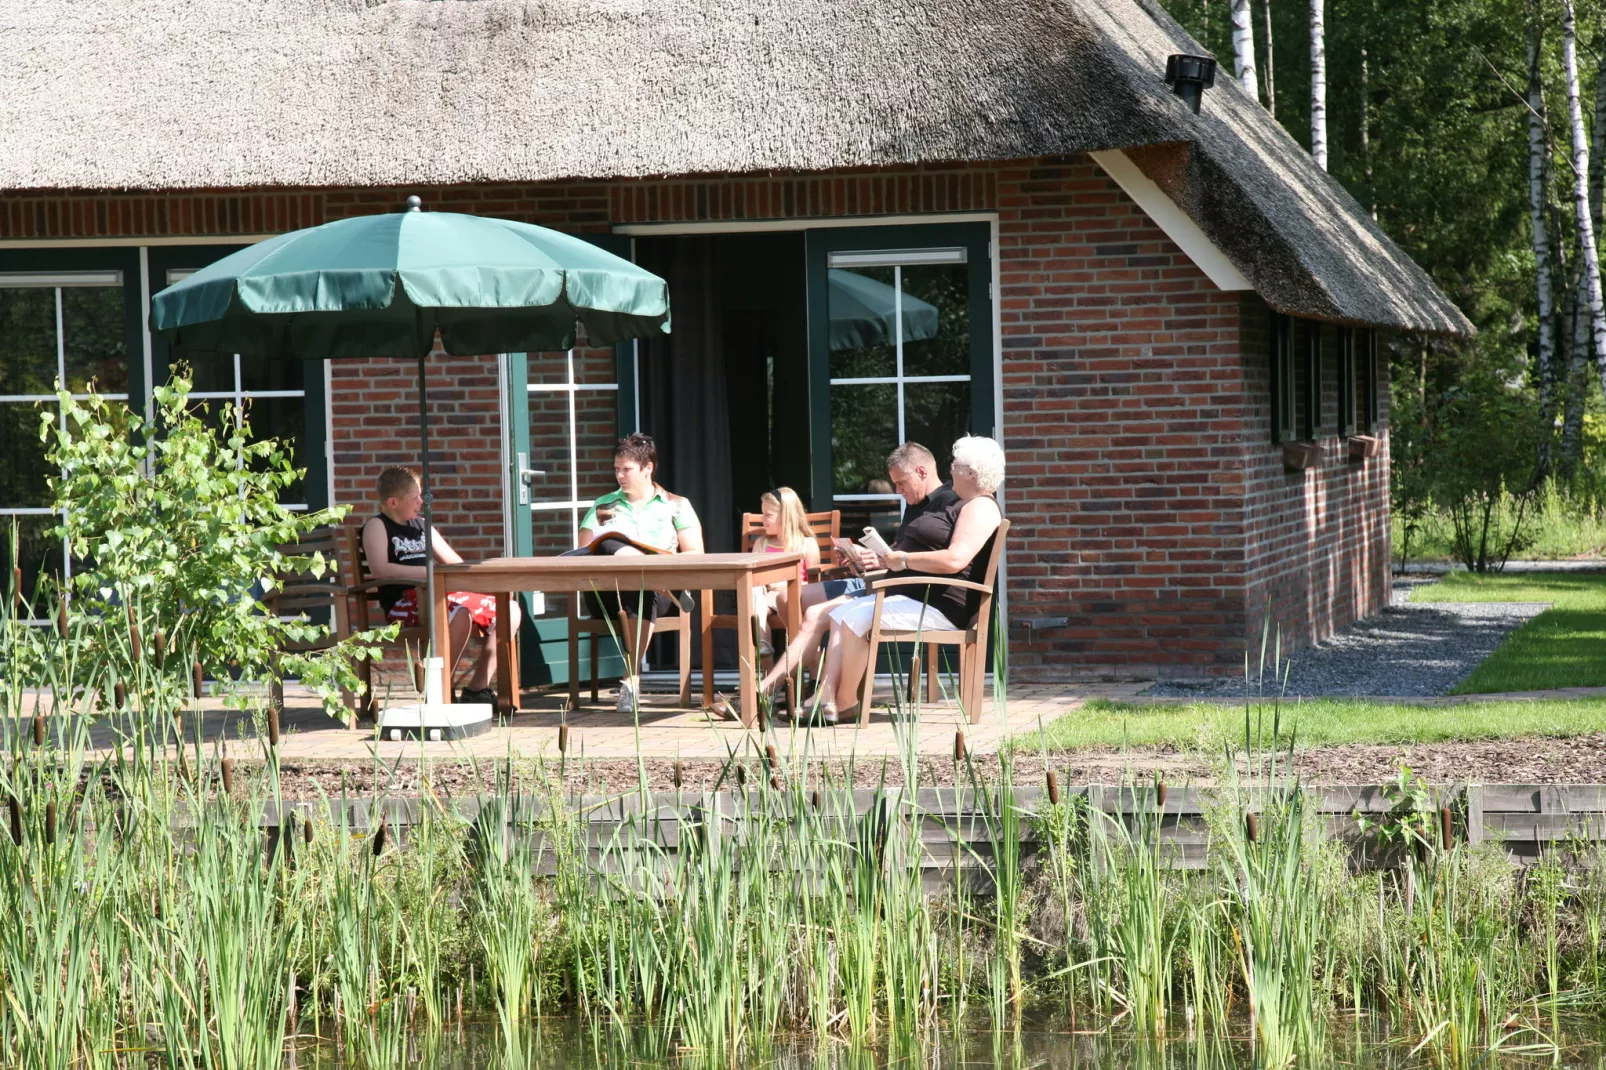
[{"left": 8, "top": 571, "right": 1606, "bottom": 1068}]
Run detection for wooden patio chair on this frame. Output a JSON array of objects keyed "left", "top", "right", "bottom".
[
  {"left": 264, "top": 527, "right": 356, "bottom": 727},
  {"left": 857, "top": 518, "right": 1010, "bottom": 726},
  {"left": 567, "top": 588, "right": 691, "bottom": 710},
  {"left": 343, "top": 524, "right": 429, "bottom": 720},
  {"left": 707, "top": 508, "right": 842, "bottom": 647}
]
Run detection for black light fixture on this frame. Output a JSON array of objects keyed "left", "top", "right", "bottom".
[{"left": 1164, "top": 54, "right": 1217, "bottom": 115}]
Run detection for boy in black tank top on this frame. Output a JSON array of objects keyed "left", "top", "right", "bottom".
[{"left": 360, "top": 467, "right": 521, "bottom": 708}]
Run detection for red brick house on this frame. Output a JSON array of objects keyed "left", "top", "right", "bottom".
[{"left": 0, "top": 0, "right": 1467, "bottom": 683}]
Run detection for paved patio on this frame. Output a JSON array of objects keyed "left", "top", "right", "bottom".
[{"left": 52, "top": 678, "right": 1150, "bottom": 762}]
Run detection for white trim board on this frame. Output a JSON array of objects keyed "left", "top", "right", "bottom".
[
  {"left": 614, "top": 212, "right": 997, "bottom": 236},
  {"left": 1089, "top": 150, "right": 1253, "bottom": 292},
  {"left": 0, "top": 235, "right": 277, "bottom": 249}
]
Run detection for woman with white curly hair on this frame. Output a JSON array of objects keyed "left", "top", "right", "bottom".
[{"left": 799, "top": 434, "right": 1005, "bottom": 726}]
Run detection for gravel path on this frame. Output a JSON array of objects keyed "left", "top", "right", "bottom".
[{"left": 1143, "top": 579, "right": 1551, "bottom": 699}]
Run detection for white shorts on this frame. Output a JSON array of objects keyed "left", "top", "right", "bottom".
[{"left": 829, "top": 594, "right": 959, "bottom": 638}]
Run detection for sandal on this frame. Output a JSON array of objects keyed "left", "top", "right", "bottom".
[{"left": 707, "top": 692, "right": 740, "bottom": 722}]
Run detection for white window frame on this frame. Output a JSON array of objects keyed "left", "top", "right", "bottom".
[
  {"left": 826, "top": 250, "right": 973, "bottom": 511},
  {"left": 0, "top": 274, "right": 132, "bottom": 619}
]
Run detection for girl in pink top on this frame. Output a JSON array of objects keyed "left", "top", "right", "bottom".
[{"left": 752, "top": 487, "right": 821, "bottom": 655}]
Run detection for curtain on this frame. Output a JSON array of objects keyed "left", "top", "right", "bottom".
[{"left": 635, "top": 236, "right": 735, "bottom": 552}]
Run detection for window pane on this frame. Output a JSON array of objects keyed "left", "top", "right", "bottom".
[
  {"left": 828, "top": 267, "right": 897, "bottom": 379},
  {"left": 903, "top": 381, "right": 971, "bottom": 479},
  {"left": 830, "top": 382, "right": 897, "bottom": 494},
  {"left": 574, "top": 346, "right": 618, "bottom": 386},
  {"left": 528, "top": 350, "right": 572, "bottom": 385},
  {"left": 0, "top": 401, "right": 54, "bottom": 508},
  {"left": 244, "top": 395, "right": 308, "bottom": 505},
  {"left": 527, "top": 392, "right": 575, "bottom": 508},
  {"left": 181, "top": 353, "right": 236, "bottom": 394},
  {"left": 238, "top": 354, "right": 305, "bottom": 394},
  {"left": 573, "top": 391, "right": 620, "bottom": 502},
  {"left": 0, "top": 289, "right": 58, "bottom": 396},
  {"left": 1, "top": 514, "right": 63, "bottom": 616},
  {"left": 838, "top": 498, "right": 904, "bottom": 549},
  {"left": 900, "top": 263, "right": 969, "bottom": 377},
  {"left": 60, "top": 287, "right": 127, "bottom": 394}
]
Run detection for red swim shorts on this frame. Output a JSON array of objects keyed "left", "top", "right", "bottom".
[{"left": 385, "top": 590, "right": 498, "bottom": 630}]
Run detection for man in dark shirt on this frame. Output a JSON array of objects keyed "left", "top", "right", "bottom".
[{"left": 755, "top": 442, "right": 954, "bottom": 706}]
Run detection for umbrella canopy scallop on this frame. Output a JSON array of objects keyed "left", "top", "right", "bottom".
[{"left": 150, "top": 209, "right": 671, "bottom": 360}]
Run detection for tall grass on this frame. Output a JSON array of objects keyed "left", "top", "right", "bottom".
[{"left": 5, "top": 578, "right": 1606, "bottom": 1067}]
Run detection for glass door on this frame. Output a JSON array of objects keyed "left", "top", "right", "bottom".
[
  {"left": 504, "top": 235, "right": 638, "bottom": 685},
  {"left": 805, "top": 223, "right": 993, "bottom": 535}
]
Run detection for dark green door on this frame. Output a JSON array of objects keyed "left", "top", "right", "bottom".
[
  {"left": 803, "top": 223, "right": 996, "bottom": 681},
  {"left": 804, "top": 222, "right": 994, "bottom": 534},
  {"left": 505, "top": 234, "right": 639, "bottom": 686}
]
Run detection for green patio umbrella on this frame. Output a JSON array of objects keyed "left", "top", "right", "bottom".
[{"left": 151, "top": 197, "right": 671, "bottom": 687}]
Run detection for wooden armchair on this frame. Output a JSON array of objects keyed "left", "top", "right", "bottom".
[
  {"left": 264, "top": 527, "right": 355, "bottom": 726},
  {"left": 857, "top": 518, "right": 1010, "bottom": 726},
  {"left": 344, "top": 524, "right": 428, "bottom": 720},
  {"left": 708, "top": 509, "right": 841, "bottom": 643},
  {"left": 567, "top": 589, "right": 692, "bottom": 710}
]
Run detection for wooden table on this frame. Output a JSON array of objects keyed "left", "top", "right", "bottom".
[{"left": 430, "top": 552, "right": 802, "bottom": 727}]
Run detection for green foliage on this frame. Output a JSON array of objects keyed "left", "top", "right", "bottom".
[
  {"left": 39, "top": 371, "right": 390, "bottom": 712},
  {"left": 1393, "top": 344, "right": 1542, "bottom": 572}
]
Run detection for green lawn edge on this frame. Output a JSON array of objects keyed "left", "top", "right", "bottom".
[{"left": 1021, "top": 696, "right": 1606, "bottom": 753}]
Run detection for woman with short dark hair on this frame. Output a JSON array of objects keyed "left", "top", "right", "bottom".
[{"left": 577, "top": 433, "right": 703, "bottom": 713}]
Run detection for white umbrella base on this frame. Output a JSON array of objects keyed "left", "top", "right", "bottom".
[{"left": 376, "top": 702, "right": 493, "bottom": 742}]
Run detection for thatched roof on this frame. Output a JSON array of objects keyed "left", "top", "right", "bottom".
[{"left": 0, "top": 0, "right": 1468, "bottom": 334}]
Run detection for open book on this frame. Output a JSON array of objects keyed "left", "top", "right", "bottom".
[{"left": 831, "top": 527, "right": 895, "bottom": 577}]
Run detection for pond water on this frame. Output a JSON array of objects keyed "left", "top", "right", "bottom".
[{"left": 285, "top": 1016, "right": 1606, "bottom": 1068}]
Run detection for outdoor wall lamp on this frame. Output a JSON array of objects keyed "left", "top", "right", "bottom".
[{"left": 1164, "top": 54, "right": 1217, "bottom": 115}]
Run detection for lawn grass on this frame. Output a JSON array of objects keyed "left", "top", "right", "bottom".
[
  {"left": 1024, "top": 696, "right": 1606, "bottom": 753},
  {"left": 1409, "top": 571, "right": 1606, "bottom": 693}
]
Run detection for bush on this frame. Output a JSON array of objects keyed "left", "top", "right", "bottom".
[{"left": 38, "top": 372, "right": 389, "bottom": 713}]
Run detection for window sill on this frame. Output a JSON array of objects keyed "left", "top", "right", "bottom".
[
  {"left": 1346, "top": 434, "right": 1380, "bottom": 462},
  {"left": 1281, "top": 441, "right": 1323, "bottom": 472}
]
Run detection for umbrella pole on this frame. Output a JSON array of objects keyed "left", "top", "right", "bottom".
[{"left": 417, "top": 350, "right": 440, "bottom": 701}]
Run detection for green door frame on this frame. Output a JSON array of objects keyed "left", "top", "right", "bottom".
[
  {"left": 802, "top": 222, "right": 994, "bottom": 510},
  {"left": 506, "top": 232, "right": 636, "bottom": 686},
  {"left": 802, "top": 221, "right": 996, "bottom": 681}
]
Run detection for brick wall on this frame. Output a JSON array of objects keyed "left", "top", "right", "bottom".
[
  {"left": 5, "top": 155, "right": 1394, "bottom": 681},
  {"left": 1240, "top": 315, "right": 1393, "bottom": 658},
  {"left": 996, "top": 159, "right": 1253, "bottom": 679}
]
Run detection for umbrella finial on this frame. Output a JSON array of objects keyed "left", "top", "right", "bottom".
[{"left": 405, "top": 195, "right": 422, "bottom": 212}]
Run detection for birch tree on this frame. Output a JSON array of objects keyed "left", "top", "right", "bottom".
[
  {"left": 1232, "top": 0, "right": 1259, "bottom": 98},
  {"left": 1529, "top": 9, "right": 1560, "bottom": 477},
  {"left": 1263, "top": 0, "right": 1277, "bottom": 116},
  {"left": 1310, "top": 0, "right": 1328, "bottom": 169},
  {"left": 1561, "top": 0, "right": 1606, "bottom": 426}
]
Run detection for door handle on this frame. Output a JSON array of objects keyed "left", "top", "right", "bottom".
[{"left": 514, "top": 452, "right": 545, "bottom": 505}]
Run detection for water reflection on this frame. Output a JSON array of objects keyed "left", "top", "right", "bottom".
[{"left": 287, "top": 1015, "right": 1605, "bottom": 1068}]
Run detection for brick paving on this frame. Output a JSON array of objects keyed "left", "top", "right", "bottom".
[{"left": 58, "top": 678, "right": 1151, "bottom": 762}]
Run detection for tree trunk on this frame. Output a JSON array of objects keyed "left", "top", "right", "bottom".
[
  {"left": 1361, "top": 41, "right": 1375, "bottom": 217},
  {"left": 1232, "top": 0, "right": 1259, "bottom": 98},
  {"left": 1561, "top": 264, "right": 1588, "bottom": 473},
  {"left": 1562, "top": 0, "right": 1606, "bottom": 421},
  {"left": 1592, "top": 41, "right": 1606, "bottom": 229},
  {"left": 1530, "top": 10, "right": 1560, "bottom": 481},
  {"left": 1310, "top": 0, "right": 1328, "bottom": 169},
  {"left": 1263, "top": 0, "right": 1277, "bottom": 116}
]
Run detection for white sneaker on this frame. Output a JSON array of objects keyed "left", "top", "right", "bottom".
[{"left": 616, "top": 677, "right": 638, "bottom": 714}]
